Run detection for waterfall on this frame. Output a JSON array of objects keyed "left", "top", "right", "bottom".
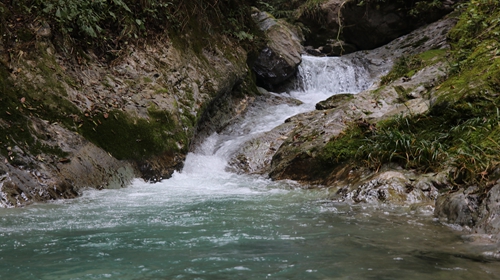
[{"left": 295, "top": 55, "right": 372, "bottom": 96}]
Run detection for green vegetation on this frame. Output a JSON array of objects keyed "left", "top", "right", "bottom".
[
  {"left": 256, "top": 0, "right": 329, "bottom": 22},
  {"left": 320, "top": 0, "right": 500, "bottom": 189},
  {"left": 380, "top": 49, "right": 447, "bottom": 85},
  {"left": 5, "top": 0, "right": 260, "bottom": 58}
]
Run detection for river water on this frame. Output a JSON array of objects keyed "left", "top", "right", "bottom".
[{"left": 1, "top": 56, "right": 499, "bottom": 279}]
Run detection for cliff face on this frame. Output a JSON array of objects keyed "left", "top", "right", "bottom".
[{"left": 0, "top": 2, "right": 254, "bottom": 207}]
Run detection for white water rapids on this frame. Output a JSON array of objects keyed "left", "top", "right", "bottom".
[{"left": 1, "top": 56, "right": 499, "bottom": 279}]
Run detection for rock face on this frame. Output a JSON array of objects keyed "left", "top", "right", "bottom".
[
  {"left": 435, "top": 182, "right": 500, "bottom": 241},
  {"left": 341, "top": 0, "right": 456, "bottom": 50},
  {"left": 0, "top": 120, "right": 136, "bottom": 208},
  {"left": 251, "top": 10, "right": 304, "bottom": 88},
  {"left": 0, "top": 25, "right": 250, "bottom": 206}
]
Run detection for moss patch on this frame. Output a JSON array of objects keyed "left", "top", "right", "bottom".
[
  {"left": 78, "top": 108, "right": 187, "bottom": 161},
  {"left": 0, "top": 62, "right": 71, "bottom": 163}
]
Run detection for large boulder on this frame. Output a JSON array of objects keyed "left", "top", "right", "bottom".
[
  {"left": 297, "top": 0, "right": 459, "bottom": 51},
  {"left": 435, "top": 182, "right": 500, "bottom": 242},
  {"left": 341, "top": 0, "right": 457, "bottom": 50},
  {"left": 251, "top": 10, "right": 304, "bottom": 88}
]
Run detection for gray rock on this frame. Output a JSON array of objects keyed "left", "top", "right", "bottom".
[{"left": 252, "top": 11, "right": 304, "bottom": 87}]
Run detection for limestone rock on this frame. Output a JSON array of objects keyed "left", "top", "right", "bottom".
[{"left": 329, "top": 168, "right": 439, "bottom": 205}]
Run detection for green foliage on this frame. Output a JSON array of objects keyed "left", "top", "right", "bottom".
[
  {"left": 359, "top": 115, "right": 449, "bottom": 172},
  {"left": 7, "top": 0, "right": 259, "bottom": 55},
  {"left": 355, "top": 0, "right": 444, "bottom": 15},
  {"left": 320, "top": 97, "right": 500, "bottom": 188},
  {"left": 256, "top": 0, "right": 328, "bottom": 20},
  {"left": 381, "top": 55, "right": 424, "bottom": 85},
  {"left": 320, "top": 0, "right": 500, "bottom": 188}
]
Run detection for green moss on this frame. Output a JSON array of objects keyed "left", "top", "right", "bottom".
[
  {"left": 318, "top": 125, "right": 366, "bottom": 167},
  {"left": 79, "top": 107, "right": 187, "bottom": 160},
  {"left": 155, "top": 88, "right": 169, "bottom": 94},
  {"left": 0, "top": 62, "right": 71, "bottom": 162}
]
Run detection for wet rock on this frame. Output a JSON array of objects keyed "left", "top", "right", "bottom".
[
  {"left": 0, "top": 119, "right": 138, "bottom": 207},
  {"left": 330, "top": 169, "right": 436, "bottom": 205},
  {"left": 435, "top": 184, "right": 500, "bottom": 241},
  {"left": 251, "top": 10, "right": 304, "bottom": 88},
  {"left": 304, "top": 46, "right": 324, "bottom": 57}
]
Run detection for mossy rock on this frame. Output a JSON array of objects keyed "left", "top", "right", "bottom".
[{"left": 315, "top": 93, "right": 354, "bottom": 110}]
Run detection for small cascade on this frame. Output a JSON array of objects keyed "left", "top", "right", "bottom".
[
  {"left": 178, "top": 55, "right": 374, "bottom": 176},
  {"left": 295, "top": 55, "right": 372, "bottom": 95}
]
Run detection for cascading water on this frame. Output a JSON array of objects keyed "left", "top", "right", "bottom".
[{"left": 1, "top": 56, "right": 498, "bottom": 280}]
